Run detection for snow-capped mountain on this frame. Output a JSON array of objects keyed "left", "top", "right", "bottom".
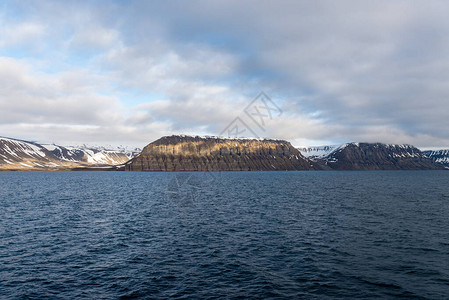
[
  {"left": 422, "top": 149, "right": 449, "bottom": 167},
  {"left": 298, "top": 145, "right": 346, "bottom": 160},
  {"left": 64, "top": 144, "right": 142, "bottom": 159},
  {"left": 0, "top": 136, "right": 140, "bottom": 170},
  {"left": 299, "top": 142, "right": 441, "bottom": 170},
  {"left": 41, "top": 144, "right": 139, "bottom": 166},
  {"left": 0, "top": 137, "right": 65, "bottom": 170}
]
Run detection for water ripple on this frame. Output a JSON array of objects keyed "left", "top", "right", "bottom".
[{"left": 0, "top": 171, "right": 448, "bottom": 299}]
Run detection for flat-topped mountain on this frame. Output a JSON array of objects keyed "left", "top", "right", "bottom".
[
  {"left": 300, "top": 143, "right": 442, "bottom": 170},
  {"left": 125, "top": 135, "right": 315, "bottom": 171}
]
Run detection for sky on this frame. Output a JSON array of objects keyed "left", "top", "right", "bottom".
[{"left": 1, "top": 0, "right": 449, "bottom": 149}]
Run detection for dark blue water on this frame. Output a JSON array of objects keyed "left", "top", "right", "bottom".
[{"left": 0, "top": 171, "right": 448, "bottom": 299}]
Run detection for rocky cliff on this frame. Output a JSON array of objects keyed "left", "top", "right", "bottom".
[
  {"left": 125, "top": 135, "right": 316, "bottom": 171},
  {"left": 306, "top": 143, "right": 442, "bottom": 170}
]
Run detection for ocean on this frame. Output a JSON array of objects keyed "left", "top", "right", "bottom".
[{"left": 0, "top": 171, "right": 448, "bottom": 299}]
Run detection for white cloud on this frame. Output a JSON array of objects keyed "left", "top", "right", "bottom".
[
  {"left": 0, "top": 57, "right": 121, "bottom": 124},
  {"left": 68, "top": 26, "right": 120, "bottom": 50},
  {"left": 0, "top": 21, "right": 46, "bottom": 48}
]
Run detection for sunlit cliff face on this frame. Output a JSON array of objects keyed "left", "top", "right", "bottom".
[
  {"left": 142, "top": 137, "right": 302, "bottom": 157},
  {"left": 127, "top": 135, "right": 314, "bottom": 171}
]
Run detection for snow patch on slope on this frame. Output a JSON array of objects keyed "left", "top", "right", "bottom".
[
  {"left": 1, "top": 136, "right": 141, "bottom": 169},
  {"left": 42, "top": 144, "right": 139, "bottom": 165},
  {"left": 0, "top": 137, "right": 47, "bottom": 159},
  {"left": 423, "top": 149, "right": 449, "bottom": 165},
  {"left": 298, "top": 144, "right": 347, "bottom": 160}
]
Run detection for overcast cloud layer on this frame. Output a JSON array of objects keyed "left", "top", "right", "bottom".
[{"left": 1, "top": 0, "right": 449, "bottom": 148}]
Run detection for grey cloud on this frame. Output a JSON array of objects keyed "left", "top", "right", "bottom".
[
  {"left": 179, "top": 1, "right": 449, "bottom": 147},
  {"left": 107, "top": 0, "right": 449, "bottom": 147},
  {"left": 2, "top": 0, "right": 449, "bottom": 148}
]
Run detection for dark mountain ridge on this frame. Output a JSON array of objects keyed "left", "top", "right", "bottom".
[{"left": 302, "top": 142, "right": 443, "bottom": 170}]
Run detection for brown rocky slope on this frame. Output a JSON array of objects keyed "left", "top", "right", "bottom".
[{"left": 125, "top": 135, "right": 316, "bottom": 171}]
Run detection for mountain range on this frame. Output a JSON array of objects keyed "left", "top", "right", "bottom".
[
  {"left": 0, "top": 136, "right": 140, "bottom": 170},
  {"left": 1, "top": 135, "right": 448, "bottom": 171}
]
